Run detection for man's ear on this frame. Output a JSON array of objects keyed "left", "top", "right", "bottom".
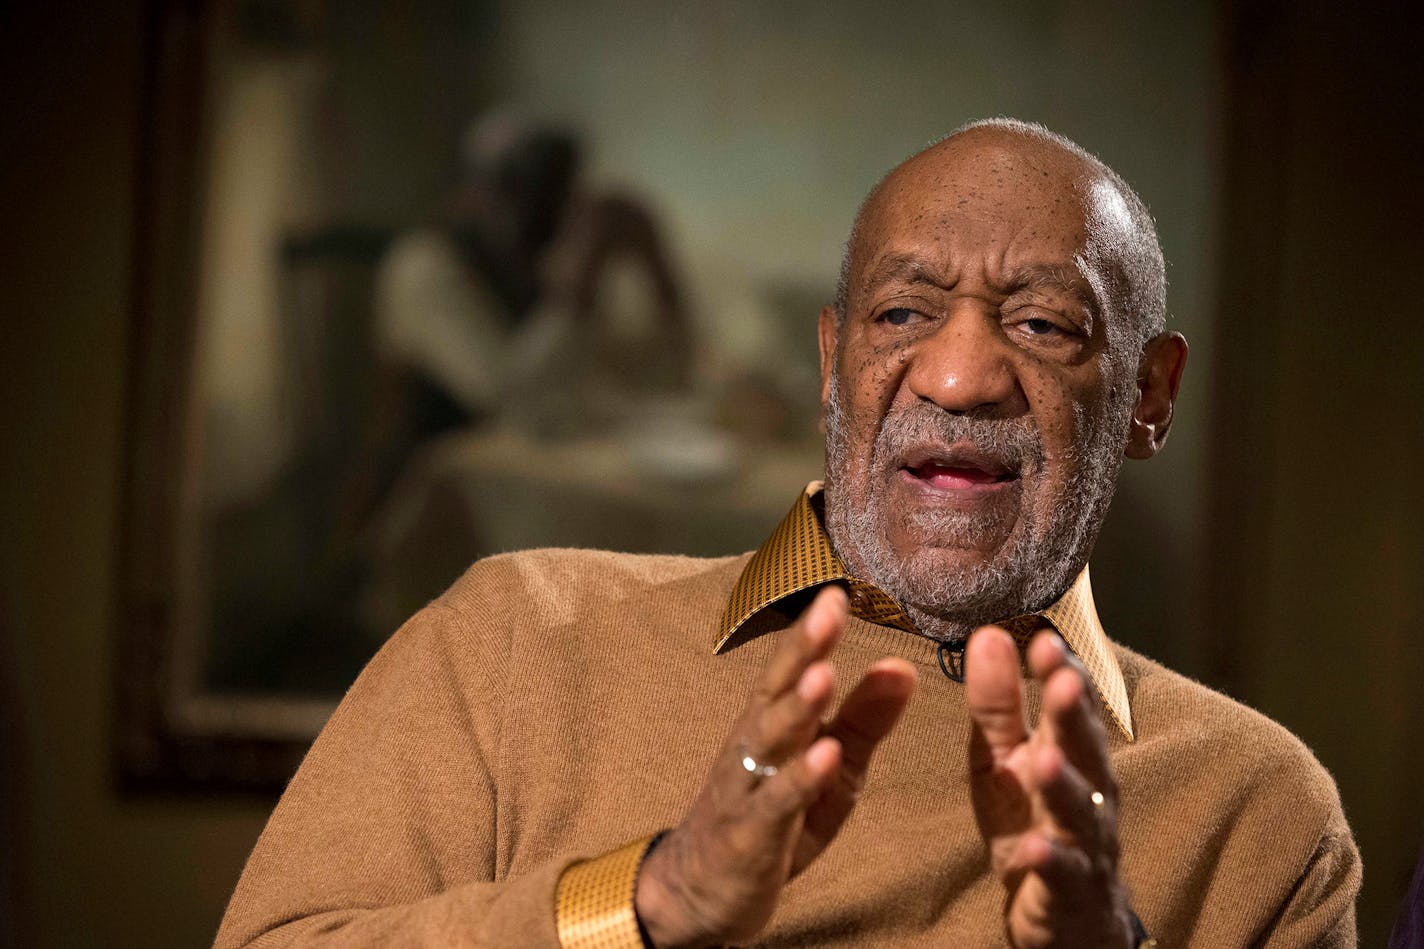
[
  {"left": 1125, "top": 331, "right": 1188, "bottom": 460},
  {"left": 817, "top": 305, "right": 840, "bottom": 433}
]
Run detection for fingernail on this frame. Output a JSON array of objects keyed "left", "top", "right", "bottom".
[
  {"left": 805, "top": 736, "right": 839, "bottom": 771},
  {"left": 798, "top": 663, "right": 830, "bottom": 700},
  {"left": 805, "top": 610, "right": 829, "bottom": 644}
]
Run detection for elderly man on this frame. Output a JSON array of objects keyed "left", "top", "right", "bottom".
[{"left": 218, "top": 120, "right": 1359, "bottom": 948}]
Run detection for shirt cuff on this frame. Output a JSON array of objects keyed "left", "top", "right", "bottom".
[{"left": 555, "top": 834, "right": 662, "bottom": 949}]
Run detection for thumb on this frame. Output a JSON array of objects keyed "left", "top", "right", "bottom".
[{"left": 964, "top": 626, "right": 1028, "bottom": 773}]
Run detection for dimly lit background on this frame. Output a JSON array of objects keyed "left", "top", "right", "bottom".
[{"left": 1, "top": 1, "right": 1419, "bottom": 946}]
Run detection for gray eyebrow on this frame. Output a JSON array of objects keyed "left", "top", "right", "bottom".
[
  {"left": 1004, "top": 264, "right": 1101, "bottom": 314},
  {"left": 861, "top": 253, "right": 953, "bottom": 292},
  {"left": 863, "top": 255, "right": 1099, "bottom": 311}
]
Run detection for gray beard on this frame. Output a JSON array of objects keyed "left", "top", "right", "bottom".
[{"left": 822, "top": 371, "right": 1131, "bottom": 643}]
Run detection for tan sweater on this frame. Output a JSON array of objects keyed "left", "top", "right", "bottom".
[{"left": 217, "top": 549, "right": 1359, "bottom": 947}]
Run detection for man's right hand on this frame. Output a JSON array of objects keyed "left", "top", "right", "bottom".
[{"left": 634, "top": 586, "right": 917, "bottom": 948}]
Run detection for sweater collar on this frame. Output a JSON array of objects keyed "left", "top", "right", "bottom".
[{"left": 715, "top": 482, "right": 1134, "bottom": 741}]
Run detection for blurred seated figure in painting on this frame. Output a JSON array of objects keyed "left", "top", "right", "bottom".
[
  {"left": 351, "top": 112, "right": 692, "bottom": 531},
  {"left": 349, "top": 111, "right": 734, "bottom": 633}
]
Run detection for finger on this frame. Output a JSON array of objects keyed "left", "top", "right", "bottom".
[
  {"left": 1030, "top": 835, "right": 1121, "bottom": 907},
  {"left": 1035, "top": 646, "right": 1113, "bottom": 795},
  {"left": 965, "top": 625, "right": 1029, "bottom": 773},
  {"left": 1025, "top": 629, "right": 1073, "bottom": 683},
  {"left": 796, "top": 659, "right": 917, "bottom": 862},
  {"left": 999, "top": 827, "right": 1107, "bottom": 890},
  {"left": 751, "top": 736, "right": 843, "bottom": 827},
  {"left": 1024, "top": 631, "right": 1083, "bottom": 754},
  {"left": 825, "top": 658, "right": 918, "bottom": 777},
  {"left": 1031, "top": 743, "right": 1116, "bottom": 859},
  {"left": 999, "top": 828, "right": 1059, "bottom": 881},
  {"left": 741, "top": 660, "right": 838, "bottom": 778},
  {"left": 999, "top": 834, "right": 1127, "bottom": 949},
  {"left": 754, "top": 586, "right": 848, "bottom": 704}
]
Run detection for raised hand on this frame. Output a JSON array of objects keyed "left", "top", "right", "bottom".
[
  {"left": 965, "top": 626, "right": 1134, "bottom": 949},
  {"left": 635, "top": 586, "right": 917, "bottom": 948}
]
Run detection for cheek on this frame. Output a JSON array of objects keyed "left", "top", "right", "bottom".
[
  {"left": 1022, "top": 370, "right": 1102, "bottom": 466},
  {"left": 839, "top": 340, "right": 912, "bottom": 423}
]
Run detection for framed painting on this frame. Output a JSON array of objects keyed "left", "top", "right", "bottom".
[{"left": 115, "top": 0, "right": 823, "bottom": 792}]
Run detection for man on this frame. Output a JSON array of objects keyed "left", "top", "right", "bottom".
[{"left": 217, "top": 120, "right": 1359, "bottom": 947}]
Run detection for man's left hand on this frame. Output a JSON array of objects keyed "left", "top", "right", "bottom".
[{"left": 964, "top": 626, "right": 1135, "bottom": 949}]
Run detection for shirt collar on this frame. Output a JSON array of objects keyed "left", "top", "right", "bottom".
[{"left": 716, "top": 481, "right": 1134, "bottom": 741}]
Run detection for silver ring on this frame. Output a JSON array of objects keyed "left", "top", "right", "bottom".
[
  {"left": 738, "top": 744, "right": 779, "bottom": 778},
  {"left": 1090, "top": 789, "right": 1106, "bottom": 811}
]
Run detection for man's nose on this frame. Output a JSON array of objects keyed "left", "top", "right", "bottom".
[{"left": 903, "top": 310, "right": 1022, "bottom": 416}]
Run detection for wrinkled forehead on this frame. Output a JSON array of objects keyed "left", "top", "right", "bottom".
[{"left": 854, "top": 134, "right": 1128, "bottom": 284}]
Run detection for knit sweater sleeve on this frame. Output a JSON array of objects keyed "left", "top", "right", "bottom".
[
  {"left": 214, "top": 569, "right": 604, "bottom": 948},
  {"left": 1256, "top": 807, "right": 1361, "bottom": 949}
]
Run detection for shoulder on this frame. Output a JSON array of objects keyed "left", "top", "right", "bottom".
[
  {"left": 1114, "top": 645, "right": 1346, "bottom": 825},
  {"left": 1112, "top": 646, "right": 1360, "bottom": 939},
  {"left": 364, "top": 548, "right": 749, "bottom": 699},
  {"left": 405, "top": 549, "right": 753, "bottom": 710},
  {"left": 435, "top": 547, "right": 750, "bottom": 629}
]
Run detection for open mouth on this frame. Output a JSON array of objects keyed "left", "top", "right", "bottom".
[{"left": 899, "top": 445, "right": 1019, "bottom": 492}]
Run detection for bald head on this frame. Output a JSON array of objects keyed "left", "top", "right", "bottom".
[{"left": 834, "top": 119, "right": 1166, "bottom": 356}]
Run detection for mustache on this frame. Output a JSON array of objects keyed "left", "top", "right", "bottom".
[{"left": 870, "top": 401, "right": 1044, "bottom": 472}]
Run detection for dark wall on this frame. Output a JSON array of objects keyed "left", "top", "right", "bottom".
[
  {"left": 0, "top": 5, "right": 271, "bottom": 948},
  {"left": 1209, "top": 2, "right": 1424, "bottom": 942}
]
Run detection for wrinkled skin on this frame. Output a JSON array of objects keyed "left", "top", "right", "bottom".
[{"left": 821, "top": 130, "right": 1154, "bottom": 642}]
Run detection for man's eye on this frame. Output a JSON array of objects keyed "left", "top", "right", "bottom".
[
  {"left": 880, "top": 307, "right": 919, "bottom": 326},
  {"left": 1023, "top": 318, "right": 1058, "bottom": 335}
]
